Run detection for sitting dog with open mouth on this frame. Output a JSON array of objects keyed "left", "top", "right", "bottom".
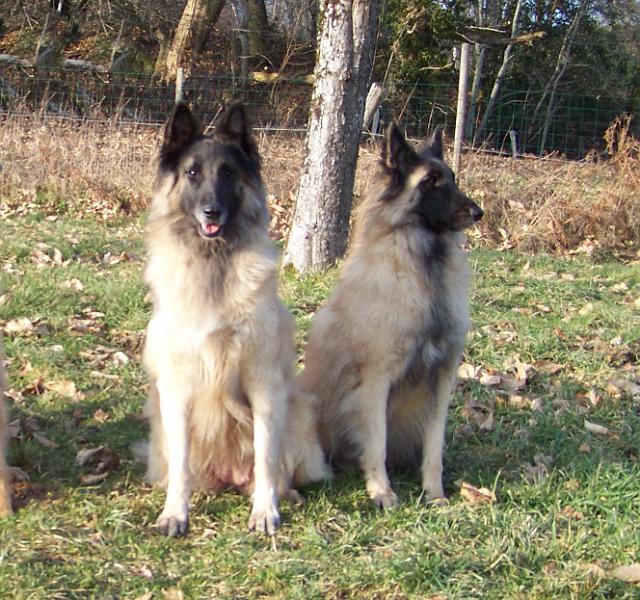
[{"left": 142, "top": 102, "right": 328, "bottom": 536}]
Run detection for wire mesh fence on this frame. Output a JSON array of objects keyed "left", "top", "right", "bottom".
[{"left": 0, "top": 65, "right": 636, "bottom": 158}]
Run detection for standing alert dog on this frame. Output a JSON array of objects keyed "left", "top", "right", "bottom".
[
  {"left": 143, "top": 102, "right": 327, "bottom": 537},
  {"left": 299, "top": 123, "right": 483, "bottom": 508}
]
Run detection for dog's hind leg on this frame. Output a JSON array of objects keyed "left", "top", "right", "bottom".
[
  {"left": 353, "top": 377, "right": 399, "bottom": 509},
  {"left": 421, "top": 367, "right": 457, "bottom": 501},
  {"left": 245, "top": 374, "right": 286, "bottom": 535},
  {"left": 288, "top": 390, "right": 331, "bottom": 486},
  {"left": 155, "top": 377, "right": 192, "bottom": 537}
]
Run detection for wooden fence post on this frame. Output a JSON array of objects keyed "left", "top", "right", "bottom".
[{"left": 453, "top": 43, "right": 470, "bottom": 174}]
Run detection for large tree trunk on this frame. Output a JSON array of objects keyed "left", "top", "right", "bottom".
[
  {"left": 284, "top": 0, "right": 381, "bottom": 272},
  {"left": 155, "top": 0, "right": 225, "bottom": 81}
]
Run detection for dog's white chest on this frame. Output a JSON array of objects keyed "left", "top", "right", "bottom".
[{"left": 147, "top": 307, "right": 225, "bottom": 361}]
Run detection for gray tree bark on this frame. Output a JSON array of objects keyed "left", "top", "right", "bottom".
[
  {"left": 267, "top": 0, "right": 317, "bottom": 43},
  {"left": 284, "top": 0, "right": 381, "bottom": 272}
]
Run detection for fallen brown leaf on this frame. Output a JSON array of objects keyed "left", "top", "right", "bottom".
[
  {"left": 530, "top": 397, "right": 545, "bottom": 412},
  {"left": 458, "top": 481, "right": 496, "bottom": 505},
  {"left": 93, "top": 408, "right": 110, "bottom": 423},
  {"left": 559, "top": 505, "right": 584, "bottom": 520},
  {"left": 458, "top": 362, "right": 480, "bottom": 380},
  {"left": 4, "top": 317, "right": 35, "bottom": 335},
  {"left": 46, "top": 380, "right": 85, "bottom": 402},
  {"left": 577, "top": 562, "right": 607, "bottom": 578},
  {"left": 584, "top": 420, "right": 612, "bottom": 436},
  {"left": 606, "top": 378, "right": 640, "bottom": 399},
  {"left": 136, "top": 565, "right": 154, "bottom": 581},
  {"left": 33, "top": 433, "right": 59, "bottom": 449},
  {"left": 576, "top": 389, "right": 601, "bottom": 409},
  {"left": 80, "top": 472, "right": 110, "bottom": 485},
  {"left": 76, "top": 446, "right": 120, "bottom": 474},
  {"left": 463, "top": 396, "right": 495, "bottom": 431},
  {"left": 609, "top": 563, "right": 640, "bottom": 583},
  {"left": 564, "top": 478, "right": 580, "bottom": 491},
  {"left": 499, "top": 375, "right": 527, "bottom": 393},
  {"left": 112, "top": 351, "right": 130, "bottom": 365},
  {"left": 533, "top": 360, "right": 563, "bottom": 375},
  {"left": 480, "top": 373, "right": 502, "bottom": 387},
  {"left": 5, "top": 388, "right": 23, "bottom": 403},
  {"left": 504, "top": 355, "right": 532, "bottom": 382},
  {"left": 21, "top": 378, "right": 46, "bottom": 397},
  {"left": 508, "top": 394, "right": 529, "bottom": 409},
  {"left": 578, "top": 302, "right": 595, "bottom": 316},
  {"left": 61, "top": 278, "right": 84, "bottom": 292},
  {"left": 68, "top": 317, "right": 103, "bottom": 335},
  {"left": 30, "top": 248, "right": 51, "bottom": 266},
  {"left": 90, "top": 371, "right": 121, "bottom": 381}
]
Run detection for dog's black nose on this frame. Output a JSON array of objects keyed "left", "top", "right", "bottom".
[
  {"left": 472, "top": 205, "right": 484, "bottom": 222},
  {"left": 203, "top": 204, "right": 222, "bottom": 221}
]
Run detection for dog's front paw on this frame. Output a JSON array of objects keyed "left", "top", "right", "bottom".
[
  {"left": 248, "top": 506, "right": 281, "bottom": 535},
  {"left": 421, "top": 480, "right": 446, "bottom": 503},
  {"left": 370, "top": 488, "right": 399, "bottom": 510},
  {"left": 156, "top": 512, "right": 189, "bottom": 537}
]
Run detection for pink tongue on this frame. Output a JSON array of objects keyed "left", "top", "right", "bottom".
[{"left": 204, "top": 223, "right": 220, "bottom": 235}]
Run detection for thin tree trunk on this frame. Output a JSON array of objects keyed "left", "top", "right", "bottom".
[
  {"left": 536, "top": 0, "right": 589, "bottom": 153},
  {"left": 246, "top": 0, "right": 270, "bottom": 66},
  {"left": 466, "top": 0, "right": 487, "bottom": 143},
  {"left": 465, "top": 43, "right": 486, "bottom": 142},
  {"left": 155, "top": 0, "right": 225, "bottom": 81},
  {"left": 475, "top": 0, "right": 524, "bottom": 142},
  {"left": 284, "top": 0, "right": 381, "bottom": 272},
  {"left": 230, "top": 1, "right": 250, "bottom": 79}
]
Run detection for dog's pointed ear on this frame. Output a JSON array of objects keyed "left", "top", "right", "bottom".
[
  {"left": 383, "top": 122, "right": 419, "bottom": 173},
  {"left": 425, "top": 126, "right": 444, "bottom": 161},
  {"left": 161, "top": 103, "right": 202, "bottom": 160},
  {"left": 216, "top": 101, "right": 259, "bottom": 164}
]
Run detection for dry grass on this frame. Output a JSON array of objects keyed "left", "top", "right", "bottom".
[
  {"left": 2, "top": 113, "right": 639, "bottom": 257},
  {"left": 461, "top": 118, "right": 640, "bottom": 257}
]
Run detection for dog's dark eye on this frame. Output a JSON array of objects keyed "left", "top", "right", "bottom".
[
  {"left": 219, "top": 163, "right": 235, "bottom": 177},
  {"left": 426, "top": 172, "right": 440, "bottom": 186},
  {"left": 185, "top": 167, "right": 200, "bottom": 180}
]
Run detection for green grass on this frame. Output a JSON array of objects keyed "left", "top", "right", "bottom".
[{"left": 1, "top": 214, "right": 639, "bottom": 599}]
